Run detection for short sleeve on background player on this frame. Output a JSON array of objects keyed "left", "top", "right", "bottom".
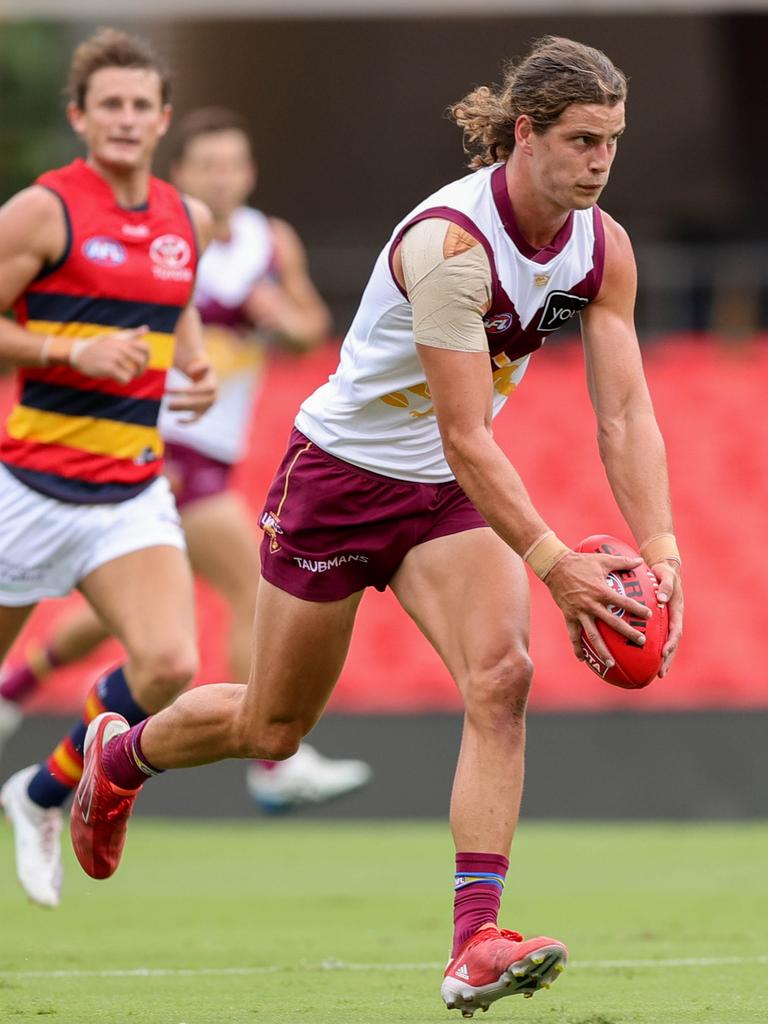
[{"left": 400, "top": 218, "right": 491, "bottom": 353}]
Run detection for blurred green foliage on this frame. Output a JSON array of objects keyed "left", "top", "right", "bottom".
[{"left": 0, "top": 22, "right": 80, "bottom": 201}]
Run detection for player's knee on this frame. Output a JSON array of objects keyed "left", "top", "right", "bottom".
[
  {"left": 234, "top": 719, "right": 302, "bottom": 761},
  {"left": 464, "top": 649, "right": 533, "bottom": 725},
  {"left": 136, "top": 644, "right": 199, "bottom": 701},
  {"left": 259, "top": 731, "right": 302, "bottom": 762}
]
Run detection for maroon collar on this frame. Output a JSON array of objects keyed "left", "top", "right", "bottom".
[{"left": 491, "top": 164, "right": 574, "bottom": 265}]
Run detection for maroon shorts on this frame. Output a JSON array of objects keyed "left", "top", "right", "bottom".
[
  {"left": 164, "top": 441, "right": 234, "bottom": 511},
  {"left": 259, "top": 429, "right": 488, "bottom": 601}
]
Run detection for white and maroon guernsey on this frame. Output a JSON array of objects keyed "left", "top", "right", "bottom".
[
  {"left": 296, "top": 162, "right": 605, "bottom": 483},
  {"left": 160, "top": 206, "right": 276, "bottom": 464}
]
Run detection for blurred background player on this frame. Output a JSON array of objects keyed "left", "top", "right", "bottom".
[
  {"left": 0, "top": 107, "right": 371, "bottom": 813},
  {"left": 0, "top": 28, "right": 218, "bottom": 908}
]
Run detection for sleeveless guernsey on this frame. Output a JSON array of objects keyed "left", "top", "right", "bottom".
[
  {"left": 0, "top": 158, "right": 197, "bottom": 503},
  {"left": 296, "top": 163, "right": 605, "bottom": 483},
  {"left": 159, "top": 206, "right": 276, "bottom": 465}
]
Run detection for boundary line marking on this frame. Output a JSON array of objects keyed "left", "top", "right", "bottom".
[{"left": 2, "top": 954, "right": 767, "bottom": 980}]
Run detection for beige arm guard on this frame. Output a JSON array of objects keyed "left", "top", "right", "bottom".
[{"left": 400, "top": 218, "right": 492, "bottom": 353}]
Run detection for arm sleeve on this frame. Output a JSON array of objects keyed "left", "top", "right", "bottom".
[{"left": 400, "top": 218, "right": 492, "bottom": 353}]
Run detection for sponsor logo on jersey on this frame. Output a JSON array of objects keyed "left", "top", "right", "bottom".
[
  {"left": 537, "top": 290, "right": 589, "bottom": 332},
  {"left": 483, "top": 312, "right": 514, "bottom": 334},
  {"left": 150, "top": 234, "right": 193, "bottom": 281},
  {"left": 121, "top": 223, "right": 150, "bottom": 238},
  {"left": 82, "top": 236, "right": 126, "bottom": 267},
  {"left": 292, "top": 554, "right": 370, "bottom": 573}
]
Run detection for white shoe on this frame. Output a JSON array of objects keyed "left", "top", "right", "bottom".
[
  {"left": 246, "top": 743, "right": 372, "bottom": 812},
  {"left": 0, "top": 696, "right": 23, "bottom": 757},
  {"left": 1, "top": 765, "right": 62, "bottom": 908}
]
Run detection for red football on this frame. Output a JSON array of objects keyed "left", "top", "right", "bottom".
[{"left": 575, "top": 534, "right": 669, "bottom": 689}]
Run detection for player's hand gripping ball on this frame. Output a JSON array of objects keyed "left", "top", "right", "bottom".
[{"left": 576, "top": 534, "right": 669, "bottom": 689}]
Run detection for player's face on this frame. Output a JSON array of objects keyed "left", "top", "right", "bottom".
[
  {"left": 172, "top": 130, "right": 256, "bottom": 219},
  {"left": 528, "top": 102, "right": 625, "bottom": 212},
  {"left": 68, "top": 67, "right": 170, "bottom": 173}
]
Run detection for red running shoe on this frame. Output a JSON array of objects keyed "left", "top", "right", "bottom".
[
  {"left": 441, "top": 926, "right": 567, "bottom": 1017},
  {"left": 70, "top": 712, "right": 139, "bottom": 880}
]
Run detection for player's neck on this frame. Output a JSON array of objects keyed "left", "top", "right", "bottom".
[
  {"left": 504, "top": 160, "right": 570, "bottom": 251},
  {"left": 211, "top": 214, "right": 234, "bottom": 243},
  {"left": 85, "top": 155, "right": 151, "bottom": 209}
]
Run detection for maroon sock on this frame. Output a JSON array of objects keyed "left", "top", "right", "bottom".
[
  {"left": 0, "top": 662, "right": 40, "bottom": 702},
  {"left": 0, "top": 644, "right": 61, "bottom": 703},
  {"left": 101, "top": 720, "right": 164, "bottom": 791},
  {"left": 452, "top": 852, "right": 509, "bottom": 957}
]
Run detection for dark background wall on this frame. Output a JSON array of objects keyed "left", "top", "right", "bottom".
[
  {"left": 162, "top": 14, "right": 737, "bottom": 243},
  {"left": 3, "top": 712, "right": 767, "bottom": 820},
  {"left": 3, "top": 14, "right": 765, "bottom": 329},
  {"left": 153, "top": 13, "right": 768, "bottom": 327}
]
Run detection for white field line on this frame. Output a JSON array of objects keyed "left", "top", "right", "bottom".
[{"left": 1, "top": 954, "right": 768, "bottom": 980}]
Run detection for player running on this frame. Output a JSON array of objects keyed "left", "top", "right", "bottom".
[
  {"left": 0, "top": 107, "right": 371, "bottom": 813},
  {"left": 69, "top": 37, "right": 683, "bottom": 1016},
  {"left": 0, "top": 28, "right": 218, "bottom": 908}
]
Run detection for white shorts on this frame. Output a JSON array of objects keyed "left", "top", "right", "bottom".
[{"left": 0, "top": 466, "right": 186, "bottom": 606}]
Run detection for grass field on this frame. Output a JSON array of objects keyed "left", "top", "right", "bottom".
[{"left": 1, "top": 820, "right": 767, "bottom": 1023}]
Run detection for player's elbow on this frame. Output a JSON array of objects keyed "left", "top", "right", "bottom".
[
  {"left": 596, "top": 416, "right": 628, "bottom": 461},
  {"left": 440, "top": 423, "right": 491, "bottom": 475},
  {"left": 596, "top": 406, "right": 661, "bottom": 462}
]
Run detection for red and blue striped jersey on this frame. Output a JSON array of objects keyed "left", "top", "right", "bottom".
[{"left": 0, "top": 158, "right": 197, "bottom": 503}]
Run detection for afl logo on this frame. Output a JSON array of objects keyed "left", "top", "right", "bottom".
[
  {"left": 82, "top": 236, "right": 126, "bottom": 266},
  {"left": 150, "top": 234, "right": 191, "bottom": 270},
  {"left": 606, "top": 572, "right": 626, "bottom": 618},
  {"left": 483, "top": 312, "right": 514, "bottom": 334}
]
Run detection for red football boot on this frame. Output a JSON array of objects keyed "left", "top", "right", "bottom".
[
  {"left": 70, "top": 712, "right": 139, "bottom": 880},
  {"left": 441, "top": 926, "right": 567, "bottom": 1018}
]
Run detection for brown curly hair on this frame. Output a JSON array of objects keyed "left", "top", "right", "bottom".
[
  {"left": 450, "top": 36, "right": 627, "bottom": 169},
  {"left": 68, "top": 27, "right": 171, "bottom": 110}
]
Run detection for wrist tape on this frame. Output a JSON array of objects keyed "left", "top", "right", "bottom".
[
  {"left": 40, "top": 335, "right": 92, "bottom": 369},
  {"left": 523, "top": 530, "right": 571, "bottom": 581},
  {"left": 640, "top": 533, "right": 681, "bottom": 568}
]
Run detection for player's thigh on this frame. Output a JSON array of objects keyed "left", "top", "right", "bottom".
[
  {"left": 78, "top": 544, "right": 197, "bottom": 664},
  {"left": 239, "top": 578, "right": 363, "bottom": 732},
  {"left": 390, "top": 527, "right": 531, "bottom": 698},
  {"left": 181, "top": 491, "right": 260, "bottom": 605},
  {"left": 0, "top": 604, "right": 36, "bottom": 663}
]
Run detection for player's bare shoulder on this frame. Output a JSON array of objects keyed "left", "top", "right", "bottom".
[
  {"left": 591, "top": 209, "right": 637, "bottom": 304},
  {"left": 0, "top": 186, "right": 69, "bottom": 306},
  {"left": 267, "top": 216, "right": 308, "bottom": 267},
  {"left": 0, "top": 186, "right": 68, "bottom": 259},
  {"left": 183, "top": 194, "right": 214, "bottom": 253}
]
